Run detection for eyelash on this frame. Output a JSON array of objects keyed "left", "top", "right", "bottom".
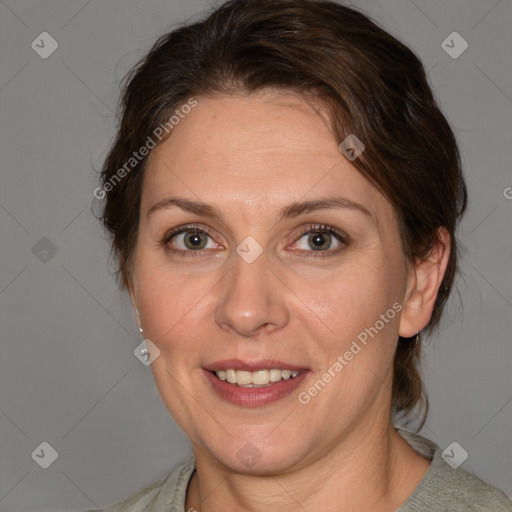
[{"left": 161, "top": 223, "right": 349, "bottom": 258}]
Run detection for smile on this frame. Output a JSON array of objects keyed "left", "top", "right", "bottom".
[
  {"left": 203, "top": 360, "right": 310, "bottom": 406},
  {"left": 214, "top": 368, "right": 302, "bottom": 387}
]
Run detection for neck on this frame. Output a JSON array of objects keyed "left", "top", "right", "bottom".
[{"left": 186, "top": 417, "right": 430, "bottom": 512}]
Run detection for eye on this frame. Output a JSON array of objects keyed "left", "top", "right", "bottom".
[
  {"left": 162, "top": 224, "right": 221, "bottom": 254},
  {"left": 290, "top": 224, "right": 348, "bottom": 257},
  {"left": 161, "top": 223, "right": 348, "bottom": 258}
]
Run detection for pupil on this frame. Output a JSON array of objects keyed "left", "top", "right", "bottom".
[
  {"left": 309, "top": 232, "right": 330, "bottom": 250},
  {"left": 186, "top": 231, "right": 204, "bottom": 249}
]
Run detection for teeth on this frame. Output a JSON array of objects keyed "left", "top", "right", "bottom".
[
  {"left": 252, "top": 370, "right": 269, "bottom": 385},
  {"left": 269, "top": 369, "right": 282, "bottom": 382},
  {"left": 237, "top": 370, "right": 252, "bottom": 385},
  {"left": 214, "top": 368, "right": 302, "bottom": 386}
]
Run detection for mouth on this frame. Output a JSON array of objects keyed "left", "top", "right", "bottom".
[
  {"left": 212, "top": 368, "right": 303, "bottom": 387},
  {"left": 203, "top": 359, "right": 309, "bottom": 406}
]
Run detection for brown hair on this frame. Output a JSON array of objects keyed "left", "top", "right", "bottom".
[{"left": 98, "top": 0, "right": 467, "bottom": 426}]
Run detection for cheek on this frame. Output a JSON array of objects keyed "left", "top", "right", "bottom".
[
  {"left": 292, "top": 257, "right": 398, "bottom": 332},
  {"left": 139, "top": 277, "right": 195, "bottom": 333},
  {"left": 134, "top": 255, "right": 185, "bottom": 333},
  {"left": 294, "top": 256, "right": 403, "bottom": 384},
  {"left": 299, "top": 265, "right": 401, "bottom": 402},
  {"left": 134, "top": 257, "right": 220, "bottom": 360}
]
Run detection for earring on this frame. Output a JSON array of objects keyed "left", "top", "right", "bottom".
[{"left": 139, "top": 326, "right": 143, "bottom": 334}]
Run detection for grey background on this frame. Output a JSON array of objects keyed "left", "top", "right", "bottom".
[{"left": 0, "top": 0, "right": 511, "bottom": 510}]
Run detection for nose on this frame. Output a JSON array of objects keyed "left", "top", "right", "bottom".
[{"left": 214, "top": 249, "right": 290, "bottom": 338}]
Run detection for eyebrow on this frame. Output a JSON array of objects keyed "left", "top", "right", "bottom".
[{"left": 147, "top": 195, "right": 374, "bottom": 222}]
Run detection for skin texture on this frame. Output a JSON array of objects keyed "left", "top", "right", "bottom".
[{"left": 129, "top": 90, "right": 450, "bottom": 511}]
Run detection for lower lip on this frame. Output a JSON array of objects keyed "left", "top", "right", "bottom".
[{"left": 203, "top": 370, "right": 310, "bottom": 407}]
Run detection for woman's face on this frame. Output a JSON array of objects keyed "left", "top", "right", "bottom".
[{"left": 131, "top": 90, "right": 412, "bottom": 473}]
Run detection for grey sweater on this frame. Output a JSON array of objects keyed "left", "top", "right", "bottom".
[{"left": 92, "top": 429, "right": 512, "bottom": 511}]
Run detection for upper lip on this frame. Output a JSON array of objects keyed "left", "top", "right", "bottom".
[{"left": 204, "top": 359, "right": 308, "bottom": 372}]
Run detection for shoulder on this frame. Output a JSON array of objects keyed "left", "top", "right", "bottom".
[
  {"left": 405, "top": 459, "right": 512, "bottom": 511},
  {"left": 87, "top": 456, "right": 196, "bottom": 512},
  {"left": 397, "top": 429, "right": 512, "bottom": 512}
]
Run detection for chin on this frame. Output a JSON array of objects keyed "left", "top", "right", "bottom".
[{"left": 205, "top": 437, "right": 307, "bottom": 475}]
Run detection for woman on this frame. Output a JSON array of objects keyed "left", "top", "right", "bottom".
[{"left": 92, "top": 0, "right": 512, "bottom": 510}]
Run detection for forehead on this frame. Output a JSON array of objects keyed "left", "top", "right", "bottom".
[{"left": 142, "top": 91, "right": 390, "bottom": 224}]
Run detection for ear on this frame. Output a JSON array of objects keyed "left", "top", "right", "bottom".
[
  {"left": 127, "top": 279, "right": 142, "bottom": 332},
  {"left": 399, "top": 227, "right": 451, "bottom": 338}
]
